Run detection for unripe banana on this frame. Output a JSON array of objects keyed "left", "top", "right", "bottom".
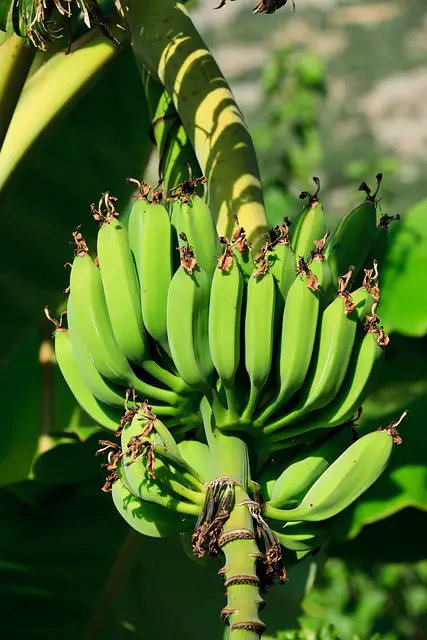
[
  {"left": 242, "top": 260, "right": 276, "bottom": 421},
  {"left": 67, "top": 296, "right": 128, "bottom": 408},
  {"left": 271, "top": 324, "right": 387, "bottom": 443},
  {"left": 170, "top": 169, "right": 221, "bottom": 280},
  {"left": 178, "top": 440, "right": 214, "bottom": 483},
  {"left": 363, "top": 214, "right": 400, "bottom": 287},
  {"left": 139, "top": 199, "right": 173, "bottom": 354},
  {"left": 292, "top": 178, "right": 326, "bottom": 262},
  {"left": 126, "top": 186, "right": 150, "bottom": 282},
  {"left": 208, "top": 243, "right": 244, "bottom": 417},
  {"left": 120, "top": 411, "right": 202, "bottom": 510},
  {"left": 268, "top": 219, "right": 296, "bottom": 319},
  {"left": 264, "top": 424, "right": 403, "bottom": 522},
  {"left": 273, "top": 516, "right": 344, "bottom": 553},
  {"left": 94, "top": 195, "right": 149, "bottom": 366},
  {"left": 230, "top": 215, "right": 254, "bottom": 281},
  {"left": 48, "top": 316, "right": 122, "bottom": 432},
  {"left": 254, "top": 255, "right": 326, "bottom": 427},
  {"left": 264, "top": 271, "right": 376, "bottom": 433},
  {"left": 268, "top": 427, "right": 354, "bottom": 508},
  {"left": 167, "top": 256, "right": 214, "bottom": 391},
  {"left": 325, "top": 174, "right": 381, "bottom": 287},
  {"left": 69, "top": 231, "right": 178, "bottom": 406},
  {"left": 112, "top": 478, "right": 189, "bottom": 538}
]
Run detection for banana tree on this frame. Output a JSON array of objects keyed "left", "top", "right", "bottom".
[{"left": 0, "top": 1, "right": 413, "bottom": 638}]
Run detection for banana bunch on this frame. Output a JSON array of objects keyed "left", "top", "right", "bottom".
[{"left": 49, "top": 168, "right": 404, "bottom": 589}]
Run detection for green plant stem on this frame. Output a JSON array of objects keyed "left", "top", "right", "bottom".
[
  {"left": 142, "top": 359, "right": 192, "bottom": 394},
  {"left": 213, "top": 431, "right": 266, "bottom": 639},
  {"left": 122, "top": 0, "right": 268, "bottom": 253},
  {"left": 0, "top": 34, "right": 35, "bottom": 150}
]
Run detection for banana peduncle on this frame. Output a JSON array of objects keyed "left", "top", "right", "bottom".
[
  {"left": 193, "top": 432, "right": 267, "bottom": 639},
  {"left": 121, "top": 0, "right": 268, "bottom": 255}
]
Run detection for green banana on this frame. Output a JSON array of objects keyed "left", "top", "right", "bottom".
[
  {"left": 94, "top": 194, "right": 149, "bottom": 366},
  {"left": 178, "top": 440, "right": 214, "bottom": 483},
  {"left": 126, "top": 183, "right": 150, "bottom": 279},
  {"left": 170, "top": 167, "right": 221, "bottom": 280},
  {"left": 264, "top": 271, "right": 376, "bottom": 433},
  {"left": 69, "top": 230, "right": 178, "bottom": 407},
  {"left": 242, "top": 259, "right": 276, "bottom": 421},
  {"left": 66, "top": 295, "right": 128, "bottom": 408},
  {"left": 167, "top": 260, "right": 214, "bottom": 392},
  {"left": 268, "top": 219, "right": 296, "bottom": 317},
  {"left": 264, "top": 424, "right": 403, "bottom": 522},
  {"left": 138, "top": 198, "right": 173, "bottom": 354},
  {"left": 309, "top": 234, "right": 332, "bottom": 304},
  {"left": 112, "top": 478, "right": 189, "bottom": 538},
  {"left": 325, "top": 174, "right": 381, "bottom": 286},
  {"left": 271, "top": 323, "right": 387, "bottom": 444},
  {"left": 364, "top": 213, "right": 400, "bottom": 286},
  {"left": 254, "top": 256, "right": 326, "bottom": 427},
  {"left": 47, "top": 314, "right": 122, "bottom": 432},
  {"left": 268, "top": 427, "right": 354, "bottom": 508},
  {"left": 120, "top": 411, "right": 202, "bottom": 511},
  {"left": 208, "top": 242, "right": 244, "bottom": 418},
  {"left": 231, "top": 215, "right": 254, "bottom": 281},
  {"left": 273, "top": 517, "right": 343, "bottom": 553},
  {"left": 292, "top": 178, "right": 326, "bottom": 262}
]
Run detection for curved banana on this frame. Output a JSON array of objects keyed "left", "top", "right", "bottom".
[
  {"left": 120, "top": 411, "right": 202, "bottom": 510},
  {"left": 264, "top": 425, "right": 402, "bottom": 522},
  {"left": 69, "top": 230, "right": 178, "bottom": 407},
  {"left": 268, "top": 219, "right": 296, "bottom": 319},
  {"left": 292, "top": 178, "right": 326, "bottom": 262},
  {"left": 242, "top": 260, "right": 276, "bottom": 421},
  {"left": 67, "top": 296, "right": 128, "bottom": 408},
  {"left": 167, "top": 260, "right": 214, "bottom": 392},
  {"left": 208, "top": 243, "right": 244, "bottom": 418},
  {"left": 126, "top": 186, "right": 150, "bottom": 282},
  {"left": 49, "top": 318, "right": 122, "bottom": 432},
  {"left": 230, "top": 215, "right": 254, "bottom": 281},
  {"left": 138, "top": 199, "right": 173, "bottom": 354},
  {"left": 264, "top": 272, "right": 376, "bottom": 433},
  {"left": 268, "top": 427, "right": 354, "bottom": 508},
  {"left": 177, "top": 440, "right": 214, "bottom": 483},
  {"left": 254, "top": 256, "right": 325, "bottom": 427},
  {"left": 272, "top": 517, "right": 343, "bottom": 553},
  {"left": 325, "top": 174, "right": 381, "bottom": 287},
  {"left": 271, "top": 325, "right": 387, "bottom": 444},
  {"left": 170, "top": 169, "right": 221, "bottom": 280},
  {"left": 112, "top": 478, "right": 189, "bottom": 538},
  {"left": 94, "top": 194, "right": 149, "bottom": 365}
]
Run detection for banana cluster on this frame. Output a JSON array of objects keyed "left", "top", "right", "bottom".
[{"left": 48, "top": 169, "right": 403, "bottom": 562}]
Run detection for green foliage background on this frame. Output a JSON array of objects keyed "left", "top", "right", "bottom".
[{"left": 2, "top": 0, "right": 427, "bottom": 638}]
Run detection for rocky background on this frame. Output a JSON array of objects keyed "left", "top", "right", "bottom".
[{"left": 193, "top": 0, "right": 427, "bottom": 222}]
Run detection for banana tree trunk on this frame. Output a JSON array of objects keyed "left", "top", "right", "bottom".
[{"left": 122, "top": 0, "right": 268, "bottom": 253}]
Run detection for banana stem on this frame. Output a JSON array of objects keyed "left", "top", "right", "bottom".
[
  {"left": 161, "top": 468, "right": 204, "bottom": 505},
  {"left": 241, "top": 384, "right": 260, "bottom": 424},
  {"left": 213, "top": 432, "right": 266, "bottom": 639},
  {"left": 154, "top": 442, "right": 205, "bottom": 487},
  {"left": 224, "top": 385, "right": 239, "bottom": 423},
  {"left": 142, "top": 359, "right": 192, "bottom": 394},
  {"left": 122, "top": 0, "right": 268, "bottom": 253}
]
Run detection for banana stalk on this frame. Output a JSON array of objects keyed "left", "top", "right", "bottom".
[
  {"left": 121, "top": 0, "right": 268, "bottom": 253},
  {"left": 211, "top": 432, "right": 266, "bottom": 639}
]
